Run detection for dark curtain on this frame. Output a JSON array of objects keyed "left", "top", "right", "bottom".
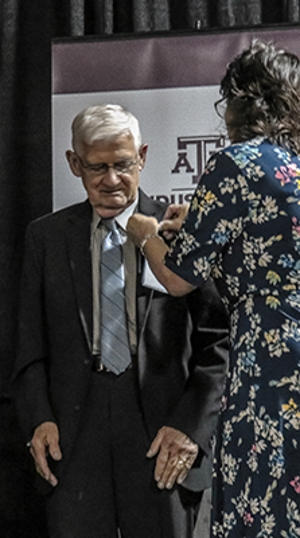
[{"left": 0, "top": 1, "right": 299, "bottom": 536}]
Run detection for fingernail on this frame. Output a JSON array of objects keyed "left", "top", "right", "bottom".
[{"left": 157, "top": 482, "right": 164, "bottom": 489}]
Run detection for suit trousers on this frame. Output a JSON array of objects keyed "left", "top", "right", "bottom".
[{"left": 45, "top": 368, "right": 202, "bottom": 538}]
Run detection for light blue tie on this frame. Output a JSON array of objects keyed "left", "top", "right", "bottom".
[{"left": 100, "top": 219, "right": 132, "bottom": 374}]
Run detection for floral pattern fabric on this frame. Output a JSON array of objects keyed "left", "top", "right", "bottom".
[{"left": 166, "top": 137, "right": 300, "bottom": 537}]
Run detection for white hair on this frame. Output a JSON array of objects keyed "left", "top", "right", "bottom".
[{"left": 71, "top": 104, "right": 142, "bottom": 152}]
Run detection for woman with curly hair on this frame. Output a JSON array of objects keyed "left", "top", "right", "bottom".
[{"left": 127, "top": 39, "right": 300, "bottom": 536}]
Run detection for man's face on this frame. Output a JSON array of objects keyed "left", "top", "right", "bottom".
[{"left": 67, "top": 133, "right": 147, "bottom": 218}]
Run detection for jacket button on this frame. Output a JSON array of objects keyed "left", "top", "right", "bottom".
[
  {"left": 74, "top": 405, "right": 80, "bottom": 412},
  {"left": 84, "top": 359, "right": 89, "bottom": 366}
]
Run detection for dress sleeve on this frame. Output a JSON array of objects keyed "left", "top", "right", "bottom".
[{"left": 165, "top": 151, "right": 250, "bottom": 287}]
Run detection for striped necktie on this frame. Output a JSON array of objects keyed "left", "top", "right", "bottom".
[{"left": 100, "top": 219, "right": 131, "bottom": 374}]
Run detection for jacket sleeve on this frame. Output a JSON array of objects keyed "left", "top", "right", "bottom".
[
  {"left": 166, "top": 278, "right": 229, "bottom": 457},
  {"left": 12, "top": 222, "right": 56, "bottom": 442}
]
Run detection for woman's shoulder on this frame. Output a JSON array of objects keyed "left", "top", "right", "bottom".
[
  {"left": 221, "top": 136, "right": 299, "bottom": 160},
  {"left": 217, "top": 136, "right": 296, "bottom": 168},
  {"left": 223, "top": 136, "right": 266, "bottom": 156}
]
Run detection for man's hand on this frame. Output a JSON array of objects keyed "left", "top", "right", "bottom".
[
  {"left": 159, "top": 203, "right": 190, "bottom": 241},
  {"left": 146, "top": 426, "right": 199, "bottom": 490},
  {"left": 27, "top": 421, "right": 62, "bottom": 487}
]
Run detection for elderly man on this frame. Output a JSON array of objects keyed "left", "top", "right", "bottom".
[{"left": 13, "top": 104, "right": 228, "bottom": 538}]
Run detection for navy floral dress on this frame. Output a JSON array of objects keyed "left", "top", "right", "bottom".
[{"left": 166, "top": 137, "right": 300, "bottom": 537}]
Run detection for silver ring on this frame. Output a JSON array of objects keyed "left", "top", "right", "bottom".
[{"left": 170, "top": 456, "right": 179, "bottom": 467}]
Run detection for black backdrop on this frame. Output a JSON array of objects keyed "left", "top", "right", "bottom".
[{"left": 1, "top": 1, "right": 300, "bottom": 535}]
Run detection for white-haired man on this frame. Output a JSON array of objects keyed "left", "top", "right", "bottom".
[{"left": 13, "top": 104, "right": 228, "bottom": 538}]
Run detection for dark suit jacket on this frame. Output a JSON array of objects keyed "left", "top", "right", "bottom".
[{"left": 13, "top": 189, "right": 229, "bottom": 492}]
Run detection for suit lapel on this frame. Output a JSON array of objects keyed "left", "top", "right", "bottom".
[
  {"left": 136, "top": 190, "right": 167, "bottom": 336},
  {"left": 138, "top": 189, "right": 166, "bottom": 220},
  {"left": 65, "top": 201, "right": 93, "bottom": 354}
]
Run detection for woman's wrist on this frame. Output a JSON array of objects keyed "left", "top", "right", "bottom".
[{"left": 139, "top": 233, "right": 164, "bottom": 257}]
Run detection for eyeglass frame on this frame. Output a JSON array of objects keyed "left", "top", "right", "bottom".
[
  {"left": 214, "top": 98, "right": 227, "bottom": 119},
  {"left": 75, "top": 153, "right": 140, "bottom": 177}
]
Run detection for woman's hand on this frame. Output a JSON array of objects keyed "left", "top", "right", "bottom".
[
  {"left": 159, "top": 203, "right": 189, "bottom": 241},
  {"left": 127, "top": 214, "right": 159, "bottom": 247},
  {"left": 127, "top": 208, "right": 195, "bottom": 297}
]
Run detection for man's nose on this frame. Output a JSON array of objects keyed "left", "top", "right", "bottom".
[{"left": 103, "top": 166, "right": 120, "bottom": 182}]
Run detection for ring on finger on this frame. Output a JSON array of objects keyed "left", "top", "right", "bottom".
[{"left": 170, "top": 456, "right": 179, "bottom": 467}]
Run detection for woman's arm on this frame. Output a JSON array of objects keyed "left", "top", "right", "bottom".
[{"left": 127, "top": 214, "right": 195, "bottom": 296}]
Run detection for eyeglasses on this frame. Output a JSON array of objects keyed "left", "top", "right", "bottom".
[
  {"left": 214, "top": 98, "right": 227, "bottom": 119},
  {"left": 76, "top": 154, "right": 139, "bottom": 177}
]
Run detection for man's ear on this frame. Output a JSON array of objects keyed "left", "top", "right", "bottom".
[
  {"left": 66, "top": 150, "right": 82, "bottom": 177},
  {"left": 138, "top": 144, "right": 148, "bottom": 171}
]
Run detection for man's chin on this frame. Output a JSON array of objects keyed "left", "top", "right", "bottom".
[
  {"left": 93, "top": 203, "right": 126, "bottom": 219},
  {"left": 92, "top": 196, "right": 135, "bottom": 218},
  {"left": 96, "top": 208, "right": 123, "bottom": 219}
]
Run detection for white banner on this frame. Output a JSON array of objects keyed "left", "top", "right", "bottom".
[{"left": 52, "top": 27, "right": 300, "bottom": 210}]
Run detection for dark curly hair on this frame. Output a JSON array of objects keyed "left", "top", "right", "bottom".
[{"left": 219, "top": 39, "right": 300, "bottom": 154}]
